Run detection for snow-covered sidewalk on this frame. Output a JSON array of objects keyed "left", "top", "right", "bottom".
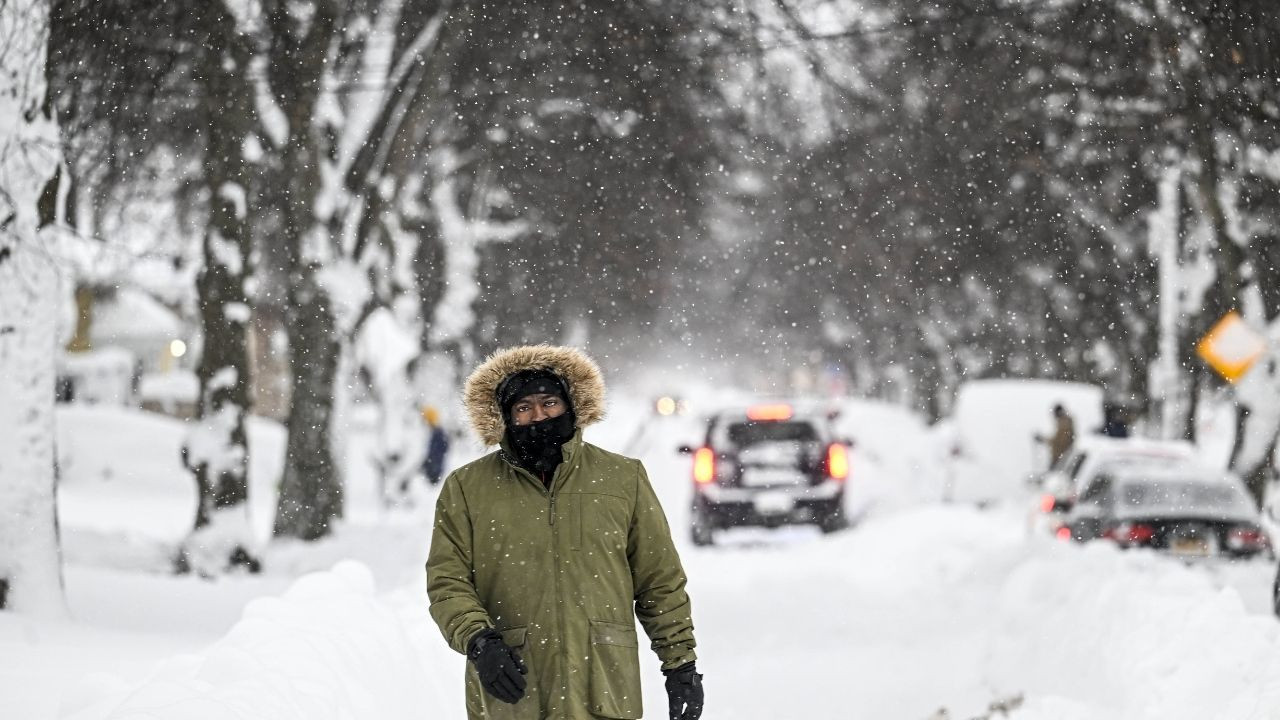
[{"left": 14, "top": 504, "right": 1276, "bottom": 720}]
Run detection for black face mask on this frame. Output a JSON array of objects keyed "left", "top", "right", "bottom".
[{"left": 506, "top": 411, "right": 576, "bottom": 477}]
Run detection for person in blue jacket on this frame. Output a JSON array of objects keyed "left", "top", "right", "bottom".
[{"left": 422, "top": 405, "right": 450, "bottom": 485}]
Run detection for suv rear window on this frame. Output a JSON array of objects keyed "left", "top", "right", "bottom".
[
  {"left": 1120, "top": 480, "right": 1253, "bottom": 515},
  {"left": 722, "top": 420, "right": 818, "bottom": 447}
]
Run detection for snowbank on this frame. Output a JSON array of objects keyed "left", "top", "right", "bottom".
[
  {"left": 993, "top": 539, "right": 1280, "bottom": 719},
  {"left": 57, "top": 406, "right": 286, "bottom": 550},
  {"left": 832, "top": 398, "right": 938, "bottom": 513},
  {"left": 61, "top": 562, "right": 436, "bottom": 720},
  {"left": 859, "top": 506, "right": 1280, "bottom": 719},
  {"left": 59, "top": 348, "right": 137, "bottom": 407}
]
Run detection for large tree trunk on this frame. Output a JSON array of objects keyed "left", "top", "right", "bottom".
[
  {"left": 268, "top": 0, "right": 344, "bottom": 540},
  {"left": 274, "top": 265, "right": 343, "bottom": 539},
  {"left": 176, "top": 7, "right": 260, "bottom": 574},
  {"left": 0, "top": 0, "right": 64, "bottom": 614}
]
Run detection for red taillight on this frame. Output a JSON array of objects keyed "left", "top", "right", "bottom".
[
  {"left": 1110, "top": 522, "right": 1156, "bottom": 545},
  {"left": 1128, "top": 523, "right": 1156, "bottom": 543},
  {"left": 693, "top": 447, "right": 716, "bottom": 484},
  {"left": 1056, "top": 526, "right": 1073, "bottom": 541},
  {"left": 746, "top": 404, "right": 793, "bottom": 421},
  {"left": 1039, "top": 494, "right": 1057, "bottom": 513},
  {"left": 1227, "top": 526, "right": 1270, "bottom": 551},
  {"left": 825, "top": 443, "right": 849, "bottom": 481}
]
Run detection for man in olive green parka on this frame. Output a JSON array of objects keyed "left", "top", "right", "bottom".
[{"left": 427, "top": 345, "right": 703, "bottom": 720}]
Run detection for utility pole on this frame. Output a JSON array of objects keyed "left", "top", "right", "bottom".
[{"left": 1151, "top": 163, "right": 1182, "bottom": 441}]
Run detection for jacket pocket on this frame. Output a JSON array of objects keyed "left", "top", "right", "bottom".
[
  {"left": 575, "top": 493, "right": 630, "bottom": 553},
  {"left": 467, "top": 627, "right": 540, "bottom": 720},
  {"left": 588, "top": 620, "right": 643, "bottom": 719}
]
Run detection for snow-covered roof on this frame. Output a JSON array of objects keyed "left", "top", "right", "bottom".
[{"left": 90, "top": 288, "right": 184, "bottom": 343}]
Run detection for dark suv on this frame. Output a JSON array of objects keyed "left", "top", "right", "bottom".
[{"left": 679, "top": 404, "right": 849, "bottom": 545}]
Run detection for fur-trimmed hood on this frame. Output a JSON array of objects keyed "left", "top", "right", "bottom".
[{"left": 463, "top": 345, "right": 606, "bottom": 446}]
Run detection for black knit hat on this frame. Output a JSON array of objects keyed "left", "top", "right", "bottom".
[{"left": 496, "top": 368, "right": 571, "bottom": 418}]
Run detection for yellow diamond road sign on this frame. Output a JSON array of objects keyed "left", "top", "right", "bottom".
[{"left": 1197, "top": 311, "right": 1267, "bottom": 383}]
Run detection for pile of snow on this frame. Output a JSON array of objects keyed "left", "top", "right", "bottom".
[
  {"left": 59, "top": 348, "right": 136, "bottom": 407},
  {"left": 137, "top": 370, "right": 198, "bottom": 408},
  {"left": 56, "top": 406, "right": 285, "bottom": 560},
  {"left": 831, "top": 398, "right": 938, "bottom": 513},
  {"left": 61, "top": 562, "right": 436, "bottom": 720},
  {"left": 993, "top": 541, "right": 1280, "bottom": 718}
]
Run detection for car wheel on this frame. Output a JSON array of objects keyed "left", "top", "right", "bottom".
[
  {"left": 818, "top": 511, "right": 848, "bottom": 534},
  {"left": 691, "top": 503, "right": 715, "bottom": 547}
]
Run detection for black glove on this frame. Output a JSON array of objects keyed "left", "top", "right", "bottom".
[
  {"left": 467, "top": 629, "right": 528, "bottom": 704},
  {"left": 664, "top": 662, "right": 704, "bottom": 720}
]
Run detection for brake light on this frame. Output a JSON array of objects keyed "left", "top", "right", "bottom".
[
  {"left": 1056, "top": 526, "right": 1072, "bottom": 541},
  {"left": 746, "top": 404, "right": 793, "bottom": 421},
  {"left": 1129, "top": 524, "right": 1156, "bottom": 543},
  {"left": 1227, "top": 526, "right": 1270, "bottom": 551},
  {"left": 826, "top": 443, "right": 849, "bottom": 480},
  {"left": 693, "top": 447, "right": 716, "bottom": 484},
  {"left": 1110, "top": 522, "right": 1155, "bottom": 545},
  {"left": 1039, "top": 494, "right": 1056, "bottom": 513}
]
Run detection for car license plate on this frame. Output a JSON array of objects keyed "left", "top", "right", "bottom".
[
  {"left": 741, "top": 468, "right": 806, "bottom": 487},
  {"left": 1170, "top": 537, "right": 1210, "bottom": 557},
  {"left": 753, "top": 491, "right": 795, "bottom": 515}
]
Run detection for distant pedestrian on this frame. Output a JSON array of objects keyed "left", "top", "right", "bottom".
[
  {"left": 426, "top": 345, "right": 703, "bottom": 720},
  {"left": 1036, "top": 404, "right": 1076, "bottom": 468},
  {"left": 1100, "top": 403, "right": 1129, "bottom": 438},
  {"left": 421, "top": 405, "right": 450, "bottom": 486}
]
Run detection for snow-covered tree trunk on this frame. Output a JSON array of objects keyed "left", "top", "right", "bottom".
[
  {"left": 274, "top": 265, "right": 342, "bottom": 540},
  {"left": 267, "top": 0, "right": 450, "bottom": 539},
  {"left": 428, "top": 148, "right": 526, "bottom": 369},
  {"left": 269, "top": 0, "right": 344, "bottom": 541},
  {"left": 176, "top": 6, "right": 259, "bottom": 574},
  {"left": 0, "top": 0, "right": 64, "bottom": 614},
  {"left": 355, "top": 307, "right": 422, "bottom": 503}
]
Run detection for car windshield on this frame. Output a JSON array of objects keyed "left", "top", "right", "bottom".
[
  {"left": 1117, "top": 479, "right": 1254, "bottom": 519},
  {"left": 724, "top": 420, "right": 818, "bottom": 447},
  {"left": 716, "top": 420, "right": 820, "bottom": 468}
]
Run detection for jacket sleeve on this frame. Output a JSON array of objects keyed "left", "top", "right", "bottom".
[
  {"left": 628, "top": 461, "right": 698, "bottom": 670},
  {"left": 426, "top": 472, "right": 492, "bottom": 654}
]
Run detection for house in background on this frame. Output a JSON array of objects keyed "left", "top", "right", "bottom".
[{"left": 59, "top": 284, "right": 198, "bottom": 418}]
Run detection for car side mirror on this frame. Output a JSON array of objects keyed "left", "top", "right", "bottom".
[{"left": 677, "top": 445, "right": 694, "bottom": 455}]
